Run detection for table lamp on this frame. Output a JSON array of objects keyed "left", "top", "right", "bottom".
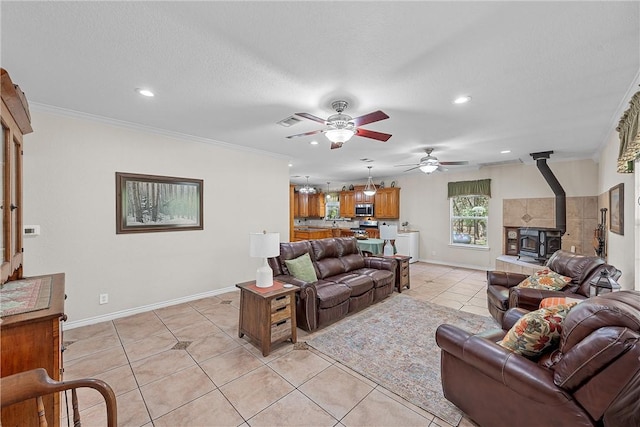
[
  {"left": 379, "top": 224, "right": 398, "bottom": 256},
  {"left": 250, "top": 231, "right": 280, "bottom": 288}
]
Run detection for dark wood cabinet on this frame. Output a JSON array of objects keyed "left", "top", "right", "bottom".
[
  {"left": 1, "top": 273, "right": 66, "bottom": 427},
  {"left": 354, "top": 186, "right": 374, "bottom": 204},
  {"left": 1, "top": 69, "right": 31, "bottom": 284}
]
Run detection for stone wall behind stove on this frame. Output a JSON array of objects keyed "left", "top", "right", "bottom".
[{"left": 503, "top": 196, "right": 598, "bottom": 256}]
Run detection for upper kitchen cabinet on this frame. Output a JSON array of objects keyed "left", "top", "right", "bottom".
[
  {"left": 340, "top": 190, "right": 355, "bottom": 218},
  {"left": 0, "top": 69, "right": 31, "bottom": 284},
  {"left": 294, "top": 191, "right": 325, "bottom": 218},
  {"left": 374, "top": 187, "right": 400, "bottom": 219},
  {"left": 353, "top": 186, "right": 374, "bottom": 204}
]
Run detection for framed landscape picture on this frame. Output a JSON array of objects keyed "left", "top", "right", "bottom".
[
  {"left": 116, "top": 172, "right": 203, "bottom": 234},
  {"left": 609, "top": 183, "right": 624, "bottom": 235}
]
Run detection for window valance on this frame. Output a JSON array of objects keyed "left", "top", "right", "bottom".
[
  {"left": 617, "top": 90, "right": 640, "bottom": 173},
  {"left": 447, "top": 179, "right": 491, "bottom": 198}
]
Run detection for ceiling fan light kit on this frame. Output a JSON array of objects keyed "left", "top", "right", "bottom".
[
  {"left": 395, "top": 148, "right": 469, "bottom": 174},
  {"left": 419, "top": 164, "right": 439, "bottom": 174},
  {"left": 286, "top": 100, "right": 391, "bottom": 149},
  {"left": 363, "top": 166, "right": 377, "bottom": 196}
]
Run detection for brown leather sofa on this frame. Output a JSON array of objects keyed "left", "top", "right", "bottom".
[
  {"left": 487, "top": 250, "right": 621, "bottom": 323},
  {"left": 436, "top": 290, "right": 640, "bottom": 427},
  {"left": 268, "top": 237, "right": 396, "bottom": 331}
]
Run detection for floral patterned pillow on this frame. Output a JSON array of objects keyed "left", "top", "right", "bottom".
[
  {"left": 498, "top": 303, "right": 576, "bottom": 358},
  {"left": 516, "top": 268, "right": 571, "bottom": 291}
]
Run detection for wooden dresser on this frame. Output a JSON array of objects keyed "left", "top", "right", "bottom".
[{"left": 1, "top": 273, "right": 66, "bottom": 427}]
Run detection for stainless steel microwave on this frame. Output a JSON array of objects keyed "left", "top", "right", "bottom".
[{"left": 355, "top": 204, "right": 374, "bottom": 217}]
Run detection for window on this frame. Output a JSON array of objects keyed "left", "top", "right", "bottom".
[{"left": 450, "top": 195, "right": 489, "bottom": 247}]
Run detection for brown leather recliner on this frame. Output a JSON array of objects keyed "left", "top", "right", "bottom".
[
  {"left": 436, "top": 290, "right": 640, "bottom": 427},
  {"left": 487, "top": 250, "right": 621, "bottom": 323}
]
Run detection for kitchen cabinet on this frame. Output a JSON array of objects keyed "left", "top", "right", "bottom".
[
  {"left": 365, "top": 229, "right": 380, "bottom": 239},
  {"left": 292, "top": 228, "right": 332, "bottom": 241},
  {"left": 354, "top": 186, "right": 375, "bottom": 204},
  {"left": 294, "top": 192, "right": 324, "bottom": 218},
  {"left": 374, "top": 187, "right": 400, "bottom": 219},
  {"left": 340, "top": 191, "right": 355, "bottom": 218},
  {"left": 1, "top": 69, "right": 31, "bottom": 284}
]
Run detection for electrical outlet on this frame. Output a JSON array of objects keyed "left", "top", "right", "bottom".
[{"left": 99, "top": 293, "right": 108, "bottom": 305}]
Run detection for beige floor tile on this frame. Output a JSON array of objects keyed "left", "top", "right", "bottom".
[
  {"left": 438, "top": 291, "right": 472, "bottom": 303},
  {"left": 445, "top": 286, "right": 481, "bottom": 298},
  {"left": 219, "top": 365, "right": 295, "bottom": 419},
  {"left": 268, "top": 348, "right": 332, "bottom": 387},
  {"left": 160, "top": 309, "right": 210, "bottom": 332},
  {"left": 243, "top": 339, "right": 295, "bottom": 363},
  {"left": 376, "top": 386, "right": 436, "bottom": 422},
  {"left": 342, "top": 389, "right": 431, "bottom": 426},
  {"left": 430, "top": 416, "right": 456, "bottom": 427},
  {"left": 189, "top": 295, "right": 223, "bottom": 311},
  {"left": 131, "top": 348, "right": 196, "bottom": 386},
  {"left": 70, "top": 388, "right": 150, "bottom": 427},
  {"left": 122, "top": 330, "right": 178, "bottom": 362},
  {"left": 71, "top": 364, "right": 138, "bottom": 411},
  {"left": 334, "top": 363, "right": 377, "bottom": 388},
  {"left": 153, "top": 389, "right": 244, "bottom": 427},
  {"left": 154, "top": 302, "right": 200, "bottom": 320},
  {"left": 429, "top": 297, "right": 464, "bottom": 310},
  {"left": 140, "top": 364, "right": 215, "bottom": 420},
  {"left": 187, "top": 331, "right": 241, "bottom": 363},
  {"left": 199, "top": 346, "right": 264, "bottom": 387},
  {"left": 63, "top": 321, "right": 117, "bottom": 342},
  {"left": 171, "top": 318, "right": 225, "bottom": 341},
  {"left": 63, "top": 331, "right": 122, "bottom": 361},
  {"left": 466, "top": 296, "right": 488, "bottom": 308},
  {"left": 114, "top": 312, "right": 171, "bottom": 343},
  {"left": 298, "top": 365, "right": 373, "bottom": 420},
  {"left": 460, "top": 305, "right": 491, "bottom": 317},
  {"left": 64, "top": 346, "right": 128, "bottom": 379},
  {"left": 248, "top": 390, "right": 337, "bottom": 426},
  {"left": 458, "top": 416, "right": 481, "bottom": 427}
]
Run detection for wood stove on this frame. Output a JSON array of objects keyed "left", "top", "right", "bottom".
[{"left": 519, "top": 227, "right": 562, "bottom": 263}]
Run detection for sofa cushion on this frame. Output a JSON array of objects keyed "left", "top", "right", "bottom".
[
  {"left": 334, "top": 273, "right": 374, "bottom": 297},
  {"left": 284, "top": 253, "right": 318, "bottom": 283},
  {"left": 278, "top": 241, "right": 314, "bottom": 276},
  {"left": 498, "top": 303, "right": 576, "bottom": 358},
  {"left": 354, "top": 268, "right": 394, "bottom": 288},
  {"left": 315, "top": 281, "right": 351, "bottom": 309},
  {"left": 516, "top": 268, "right": 571, "bottom": 291},
  {"left": 546, "top": 250, "right": 604, "bottom": 285},
  {"left": 341, "top": 254, "right": 366, "bottom": 271}
]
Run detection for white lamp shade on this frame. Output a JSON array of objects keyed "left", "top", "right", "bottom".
[
  {"left": 250, "top": 232, "right": 280, "bottom": 258},
  {"left": 325, "top": 128, "right": 355, "bottom": 143},
  {"left": 379, "top": 224, "right": 398, "bottom": 240},
  {"left": 419, "top": 164, "right": 438, "bottom": 174}
]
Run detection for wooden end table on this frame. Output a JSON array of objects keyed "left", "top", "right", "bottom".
[
  {"left": 236, "top": 280, "right": 298, "bottom": 356},
  {"left": 385, "top": 255, "right": 411, "bottom": 292}
]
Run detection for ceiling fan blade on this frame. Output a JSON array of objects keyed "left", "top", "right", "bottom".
[
  {"left": 352, "top": 110, "right": 389, "bottom": 126},
  {"left": 286, "top": 129, "right": 323, "bottom": 139},
  {"left": 437, "top": 165, "right": 448, "bottom": 172},
  {"left": 394, "top": 163, "right": 421, "bottom": 167},
  {"left": 403, "top": 166, "right": 421, "bottom": 172},
  {"left": 295, "top": 113, "right": 327, "bottom": 124},
  {"left": 330, "top": 142, "right": 343, "bottom": 150},
  {"left": 439, "top": 161, "right": 469, "bottom": 165},
  {"left": 355, "top": 128, "right": 392, "bottom": 142}
]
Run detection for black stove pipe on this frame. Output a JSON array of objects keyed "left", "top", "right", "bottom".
[{"left": 530, "top": 151, "right": 566, "bottom": 235}]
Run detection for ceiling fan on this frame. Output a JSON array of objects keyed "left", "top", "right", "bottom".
[
  {"left": 286, "top": 100, "right": 391, "bottom": 149},
  {"left": 395, "top": 148, "right": 469, "bottom": 174}
]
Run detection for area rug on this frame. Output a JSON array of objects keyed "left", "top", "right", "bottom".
[{"left": 306, "top": 294, "right": 499, "bottom": 425}]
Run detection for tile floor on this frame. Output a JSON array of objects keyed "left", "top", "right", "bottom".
[{"left": 62, "top": 262, "right": 490, "bottom": 427}]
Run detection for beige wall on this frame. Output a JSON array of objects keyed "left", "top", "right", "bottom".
[
  {"left": 23, "top": 109, "right": 290, "bottom": 326},
  {"left": 387, "top": 158, "right": 599, "bottom": 270}
]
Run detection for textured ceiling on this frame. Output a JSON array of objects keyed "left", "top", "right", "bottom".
[{"left": 2, "top": 1, "right": 638, "bottom": 187}]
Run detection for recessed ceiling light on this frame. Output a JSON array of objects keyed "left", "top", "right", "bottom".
[
  {"left": 500, "top": 150, "right": 511, "bottom": 154},
  {"left": 310, "top": 140, "right": 319, "bottom": 145},
  {"left": 453, "top": 95, "right": 471, "bottom": 104},
  {"left": 288, "top": 162, "right": 293, "bottom": 167},
  {"left": 135, "top": 88, "right": 155, "bottom": 97}
]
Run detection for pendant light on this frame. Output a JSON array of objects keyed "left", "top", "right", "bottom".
[
  {"left": 326, "top": 182, "right": 331, "bottom": 199},
  {"left": 299, "top": 176, "right": 316, "bottom": 194},
  {"left": 363, "top": 166, "right": 377, "bottom": 196}
]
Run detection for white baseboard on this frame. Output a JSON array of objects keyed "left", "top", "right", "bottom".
[{"left": 63, "top": 285, "right": 238, "bottom": 330}]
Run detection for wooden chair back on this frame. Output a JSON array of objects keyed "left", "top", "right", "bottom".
[{"left": 1, "top": 368, "right": 117, "bottom": 427}]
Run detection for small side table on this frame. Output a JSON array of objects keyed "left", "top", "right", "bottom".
[
  {"left": 236, "top": 280, "right": 298, "bottom": 357},
  {"left": 385, "top": 255, "right": 411, "bottom": 292}
]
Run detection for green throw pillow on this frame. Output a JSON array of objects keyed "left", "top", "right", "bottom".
[{"left": 284, "top": 253, "right": 318, "bottom": 283}]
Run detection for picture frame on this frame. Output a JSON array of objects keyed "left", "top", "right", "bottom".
[
  {"left": 609, "top": 183, "right": 624, "bottom": 235},
  {"left": 116, "top": 172, "right": 203, "bottom": 234}
]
